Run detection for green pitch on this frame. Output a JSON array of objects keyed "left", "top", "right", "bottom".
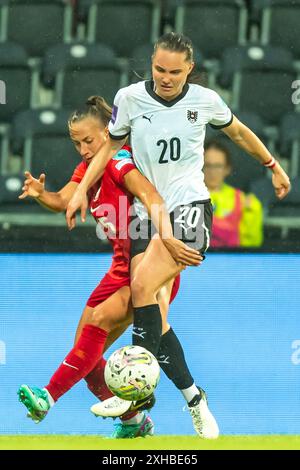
[{"left": 0, "top": 435, "right": 300, "bottom": 450}]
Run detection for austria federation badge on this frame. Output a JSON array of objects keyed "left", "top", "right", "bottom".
[{"left": 187, "top": 110, "right": 198, "bottom": 123}]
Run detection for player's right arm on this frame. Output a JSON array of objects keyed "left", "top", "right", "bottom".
[{"left": 19, "top": 171, "right": 78, "bottom": 212}]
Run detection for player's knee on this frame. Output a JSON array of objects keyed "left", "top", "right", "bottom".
[
  {"left": 130, "top": 276, "right": 152, "bottom": 303},
  {"left": 89, "top": 308, "right": 111, "bottom": 330}
]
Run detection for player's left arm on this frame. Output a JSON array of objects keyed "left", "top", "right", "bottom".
[
  {"left": 123, "top": 169, "right": 202, "bottom": 266},
  {"left": 222, "top": 115, "right": 291, "bottom": 199}
]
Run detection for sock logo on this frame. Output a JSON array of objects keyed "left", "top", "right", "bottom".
[
  {"left": 132, "top": 327, "right": 147, "bottom": 340},
  {"left": 158, "top": 355, "right": 170, "bottom": 365},
  {"left": 62, "top": 360, "right": 79, "bottom": 370}
]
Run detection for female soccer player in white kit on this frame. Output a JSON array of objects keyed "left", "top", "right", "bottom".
[{"left": 66, "top": 33, "right": 290, "bottom": 437}]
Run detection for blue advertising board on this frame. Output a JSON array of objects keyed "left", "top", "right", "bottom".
[{"left": 0, "top": 253, "right": 299, "bottom": 435}]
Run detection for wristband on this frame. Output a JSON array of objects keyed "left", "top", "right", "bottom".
[{"left": 263, "top": 157, "right": 276, "bottom": 169}]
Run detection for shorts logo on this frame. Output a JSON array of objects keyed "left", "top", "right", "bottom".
[{"left": 187, "top": 110, "right": 198, "bottom": 123}]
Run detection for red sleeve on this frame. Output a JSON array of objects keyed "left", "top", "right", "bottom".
[
  {"left": 108, "top": 148, "right": 137, "bottom": 187},
  {"left": 70, "top": 161, "right": 87, "bottom": 183}
]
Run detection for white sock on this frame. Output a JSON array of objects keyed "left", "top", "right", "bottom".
[
  {"left": 43, "top": 388, "right": 55, "bottom": 407},
  {"left": 121, "top": 412, "right": 144, "bottom": 425},
  {"left": 180, "top": 383, "right": 200, "bottom": 404}
]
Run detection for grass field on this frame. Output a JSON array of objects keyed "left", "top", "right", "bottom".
[{"left": 0, "top": 435, "right": 299, "bottom": 450}]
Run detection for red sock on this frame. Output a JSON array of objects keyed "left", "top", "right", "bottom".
[
  {"left": 45, "top": 324, "right": 108, "bottom": 401},
  {"left": 85, "top": 357, "right": 114, "bottom": 401}
]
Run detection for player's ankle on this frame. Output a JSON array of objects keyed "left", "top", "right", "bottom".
[{"left": 121, "top": 411, "right": 144, "bottom": 425}]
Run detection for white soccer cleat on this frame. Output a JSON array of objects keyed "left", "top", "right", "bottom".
[
  {"left": 187, "top": 387, "right": 219, "bottom": 439},
  {"left": 91, "top": 396, "right": 132, "bottom": 418},
  {"left": 91, "top": 393, "right": 156, "bottom": 418}
]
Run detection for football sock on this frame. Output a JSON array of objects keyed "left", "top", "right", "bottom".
[
  {"left": 42, "top": 388, "right": 55, "bottom": 407},
  {"left": 45, "top": 324, "right": 108, "bottom": 401},
  {"left": 132, "top": 304, "right": 162, "bottom": 356},
  {"left": 157, "top": 327, "right": 194, "bottom": 391},
  {"left": 84, "top": 357, "right": 114, "bottom": 401},
  {"left": 181, "top": 384, "right": 201, "bottom": 404}
]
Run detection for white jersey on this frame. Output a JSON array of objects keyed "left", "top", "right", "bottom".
[{"left": 108, "top": 80, "right": 232, "bottom": 219}]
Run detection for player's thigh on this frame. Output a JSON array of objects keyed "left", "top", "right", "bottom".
[
  {"left": 131, "top": 235, "right": 183, "bottom": 295},
  {"left": 90, "top": 285, "right": 131, "bottom": 331},
  {"left": 74, "top": 286, "right": 131, "bottom": 343}
]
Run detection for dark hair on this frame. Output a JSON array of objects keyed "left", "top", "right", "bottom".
[
  {"left": 153, "top": 32, "right": 207, "bottom": 86},
  {"left": 154, "top": 32, "right": 194, "bottom": 62},
  {"left": 68, "top": 95, "right": 112, "bottom": 128},
  {"left": 204, "top": 139, "right": 232, "bottom": 167}
]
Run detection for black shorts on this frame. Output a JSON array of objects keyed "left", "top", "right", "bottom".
[{"left": 130, "top": 199, "right": 213, "bottom": 260}]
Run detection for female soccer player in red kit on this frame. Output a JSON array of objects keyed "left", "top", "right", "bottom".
[{"left": 18, "top": 96, "right": 201, "bottom": 438}]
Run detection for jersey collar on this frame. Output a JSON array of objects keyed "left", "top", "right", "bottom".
[{"left": 145, "top": 80, "right": 189, "bottom": 107}]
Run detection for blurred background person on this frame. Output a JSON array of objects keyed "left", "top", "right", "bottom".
[{"left": 204, "top": 140, "right": 263, "bottom": 248}]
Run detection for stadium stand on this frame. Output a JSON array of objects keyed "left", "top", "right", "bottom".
[
  {"left": 42, "top": 42, "right": 128, "bottom": 107},
  {"left": 252, "top": 0, "right": 300, "bottom": 59},
  {"left": 0, "top": 0, "right": 299, "bottom": 250},
  {"left": 12, "top": 108, "right": 79, "bottom": 190},
  {"left": 250, "top": 175, "right": 300, "bottom": 239},
  {"left": 0, "top": 42, "right": 39, "bottom": 122},
  {"left": 0, "top": 173, "right": 29, "bottom": 213},
  {"left": 174, "top": 0, "right": 248, "bottom": 61},
  {"left": 250, "top": 176, "right": 276, "bottom": 212},
  {"left": 0, "top": 0, "right": 73, "bottom": 57},
  {"left": 205, "top": 111, "right": 267, "bottom": 193},
  {"left": 85, "top": 0, "right": 161, "bottom": 58},
  {"left": 0, "top": 125, "right": 9, "bottom": 174},
  {"left": 219, "top": 44, "right": 297, "bottom": 124},
  {"left": 280, "top": 112, "right": 300, "bottom": 178}
]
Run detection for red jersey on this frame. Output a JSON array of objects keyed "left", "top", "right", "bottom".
[{"left": 71, "top": 146, "right": 135, "bottom": 279}]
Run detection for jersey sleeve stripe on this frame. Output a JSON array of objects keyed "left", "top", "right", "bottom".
[
  {"left": 209, "top": 113, "right": 233, "bottom": 129},
  {"left": 109, "top": 131, "right": 130, "bottom": 140}
]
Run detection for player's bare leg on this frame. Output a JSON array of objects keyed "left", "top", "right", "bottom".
[{"left": 131, "top": 236, "right": 183, "bottom": 308}]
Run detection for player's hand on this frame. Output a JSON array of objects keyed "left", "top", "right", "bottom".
[
  {"left": 272, "top": 163, "right": 291, "bottom": 200},
  {"left": 163, "top": 237, "right": 203, "bottom": 266},
  {"left": 66, "top": 187, "right": 88, "bottom": 230},
  {"left": 19, "top": 171, "right": 45, "bottom": 200}
]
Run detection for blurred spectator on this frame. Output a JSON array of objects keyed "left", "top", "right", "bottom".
[{"left": 204, "top": 140, "right": 263, "bottom": 248}]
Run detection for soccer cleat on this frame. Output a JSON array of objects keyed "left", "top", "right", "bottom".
[
  {"left": 111, "top": 413, "right": 154, "bottom": 439},
  {"left": 91, "top": 393, "right": 156, "bottom": 418},
  {"left": 18, "top": 385, "right": 50, "bottom": 423},
  {"left": 187, "top": 387, "right": 219, "bottom": 439}
]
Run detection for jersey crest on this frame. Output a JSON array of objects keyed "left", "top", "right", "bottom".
[{"left": 187, "top": 110, "right": 198, "bottom": 123}]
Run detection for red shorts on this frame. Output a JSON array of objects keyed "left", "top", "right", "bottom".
[{"left": 86, "top": 273, "right": 181, "bottom": 308}]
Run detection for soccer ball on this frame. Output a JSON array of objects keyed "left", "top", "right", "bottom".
[{"left": 104, "top": 345, "right": 160, "bottom": 401}]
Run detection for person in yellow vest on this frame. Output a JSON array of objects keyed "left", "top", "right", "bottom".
[{"left": 204, "top": 140, "right": 263, "bottom": 247}]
